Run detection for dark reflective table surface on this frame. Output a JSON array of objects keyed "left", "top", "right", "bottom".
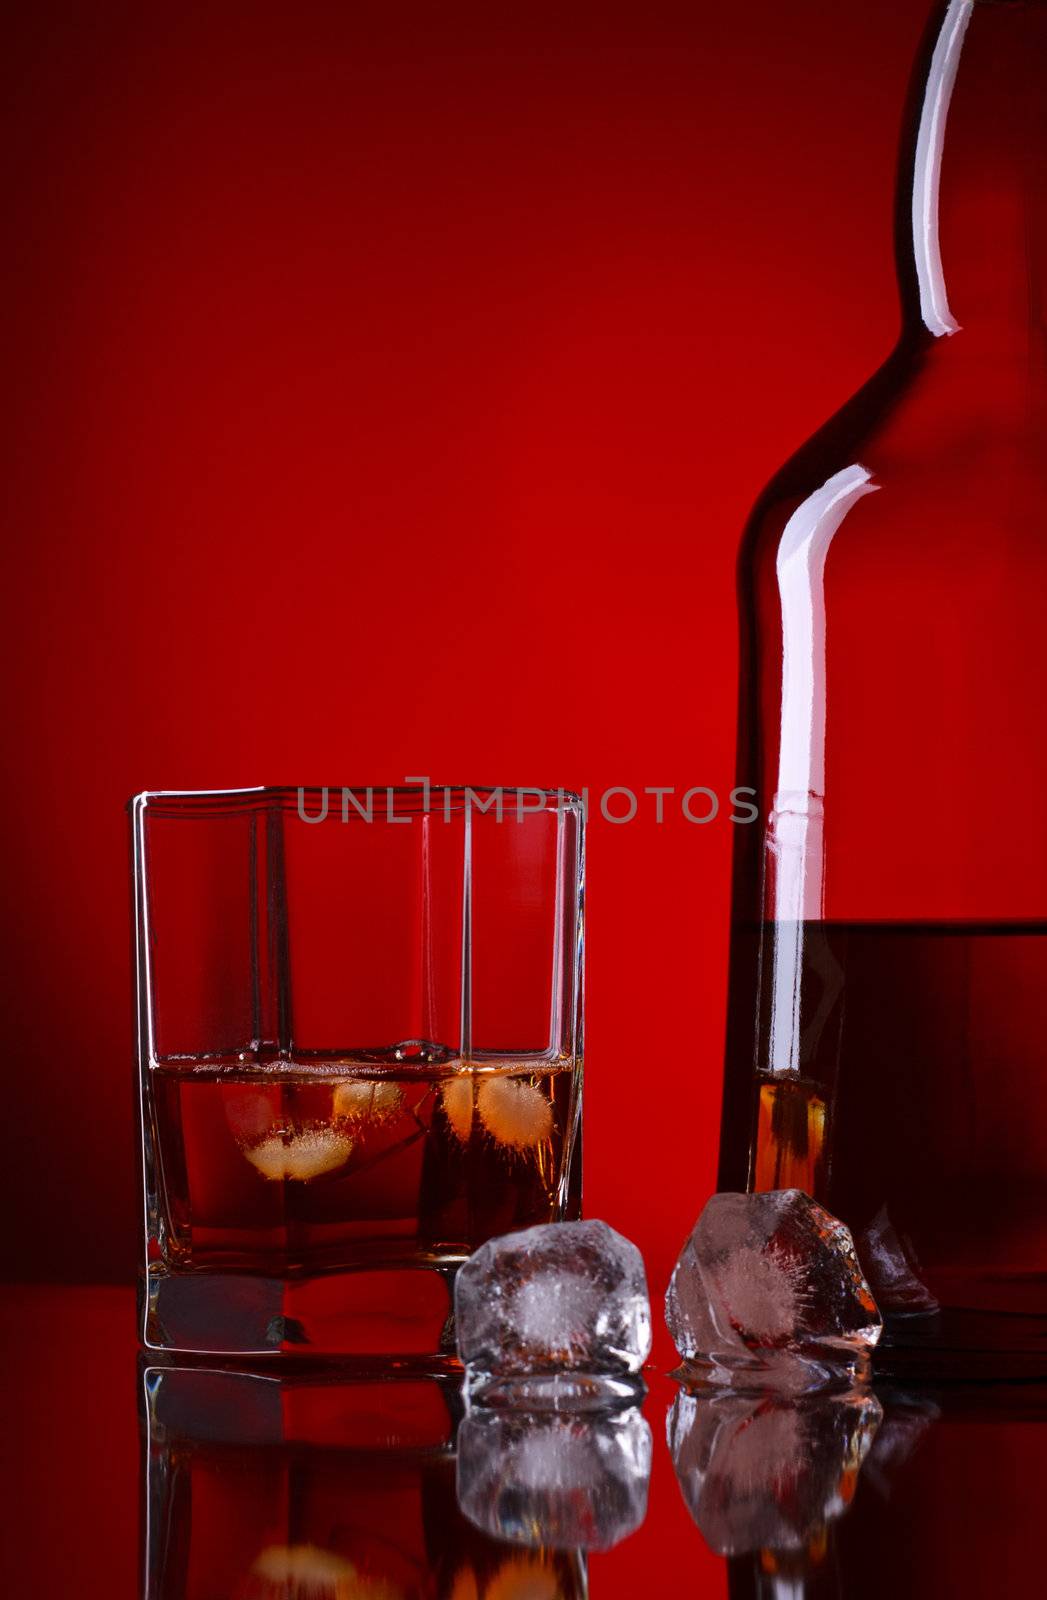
[{"left": 3, "top": 1287, "right": 1045, "bottom": 1597}]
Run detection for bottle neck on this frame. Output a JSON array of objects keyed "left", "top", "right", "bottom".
[{"left": 898, "top": 0, "right": 1047, "bottom": 353}]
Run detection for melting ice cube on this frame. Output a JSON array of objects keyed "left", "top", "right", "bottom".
[
  {"left": 454, "top": 1220, "right": 651, "bottom": 1409},
  {"left": 241, "top": 1126, "right": 353, "bottom": 1181},
  {"left": 332, "top": 1079, "right": 404, "bottom": 1123},
  {"left": 665, "top": 1190, "right": 881, "bottom": 1391}
]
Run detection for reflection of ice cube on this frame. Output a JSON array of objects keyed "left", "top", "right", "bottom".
[
  {"left": 457, "top": 1406, "right": 652, "bottom": 1552},
  {"left": 665, "top": 1191, "right": 881, "bottom": 1392},
  {"left": 667, "top": 1386, "right": 882, "bottom": 1556},
  {"left": 455, "top": 1221, "right": 651, "bottom": 1409},
  {"left": 861, "top": 1390, "right": 940, "bottom": 1498}
]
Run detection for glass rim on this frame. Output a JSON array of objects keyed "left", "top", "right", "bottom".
[{"left": 128, "top": 784, "right": 585, "bottom": 818}]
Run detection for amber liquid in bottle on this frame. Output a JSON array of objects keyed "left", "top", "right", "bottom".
[{"left": 719, "top": 0, "right": 1047, "bottom": 1367}]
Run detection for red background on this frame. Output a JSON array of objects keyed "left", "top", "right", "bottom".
[
  {"left": 2, "top": 0, "right": 927, "bottom": 1292},
  {"left": 2, "top": 2, "right": 934, "bottom": 1590}
]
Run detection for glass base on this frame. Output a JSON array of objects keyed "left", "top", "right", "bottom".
[{"left": 141, "top": 1259, "right": 464, "bottom": 1363}]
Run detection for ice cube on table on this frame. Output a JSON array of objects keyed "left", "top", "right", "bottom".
[
  {"left": 457, "top": 1406, "right": 652, "bottom": 1551},
  {"left": 454, "top": 1220, "right": 651, "bottom": 1409},
  {"left": 668, "top": 1386, "right": 882, "bottom": 1556},
  {"left": 665, "top": 1190, "right": 882, "bottom": 1392}
]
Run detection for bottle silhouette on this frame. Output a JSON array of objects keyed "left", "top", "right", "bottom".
[{"left": 719, "top": 0, "right": 1047, "bottom": 1371}]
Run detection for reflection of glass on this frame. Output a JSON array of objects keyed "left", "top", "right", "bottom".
[
  {"left": 667, "top": 1386, "right": 881, "bottom": 1563},
  {"left": 131, "top": 786, "right": 584, "bottom": 1359},
  {"left": 141, "top": 1364, "right": 587, "bottom": 1600},
  {"left": 719, "top": 0, "right": 1047, "bottom": 1368},
  {"left": 457, "top": 1408, "right": 651, "bottom": 1553}
]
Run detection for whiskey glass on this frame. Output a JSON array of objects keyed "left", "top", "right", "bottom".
[{"left": 130, "top": 785, "right": 584, "bottom": 1359}]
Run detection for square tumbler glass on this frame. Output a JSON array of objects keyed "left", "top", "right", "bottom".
[{"left": 130, "top": 785, "right": 584, "bottom": 1359}]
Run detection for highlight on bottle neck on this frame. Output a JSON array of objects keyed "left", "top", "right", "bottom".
[{"left": 901, "top": 0, "right": 1047, "bottom": 341}]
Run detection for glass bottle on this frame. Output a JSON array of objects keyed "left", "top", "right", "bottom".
[{"left": 719, "top": 0, "right": 1047, "bottom": 1369}]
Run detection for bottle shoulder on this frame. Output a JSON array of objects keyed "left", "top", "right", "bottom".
[{"left": 740, "top": 330, "right": 1047, "bottom": 573}]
